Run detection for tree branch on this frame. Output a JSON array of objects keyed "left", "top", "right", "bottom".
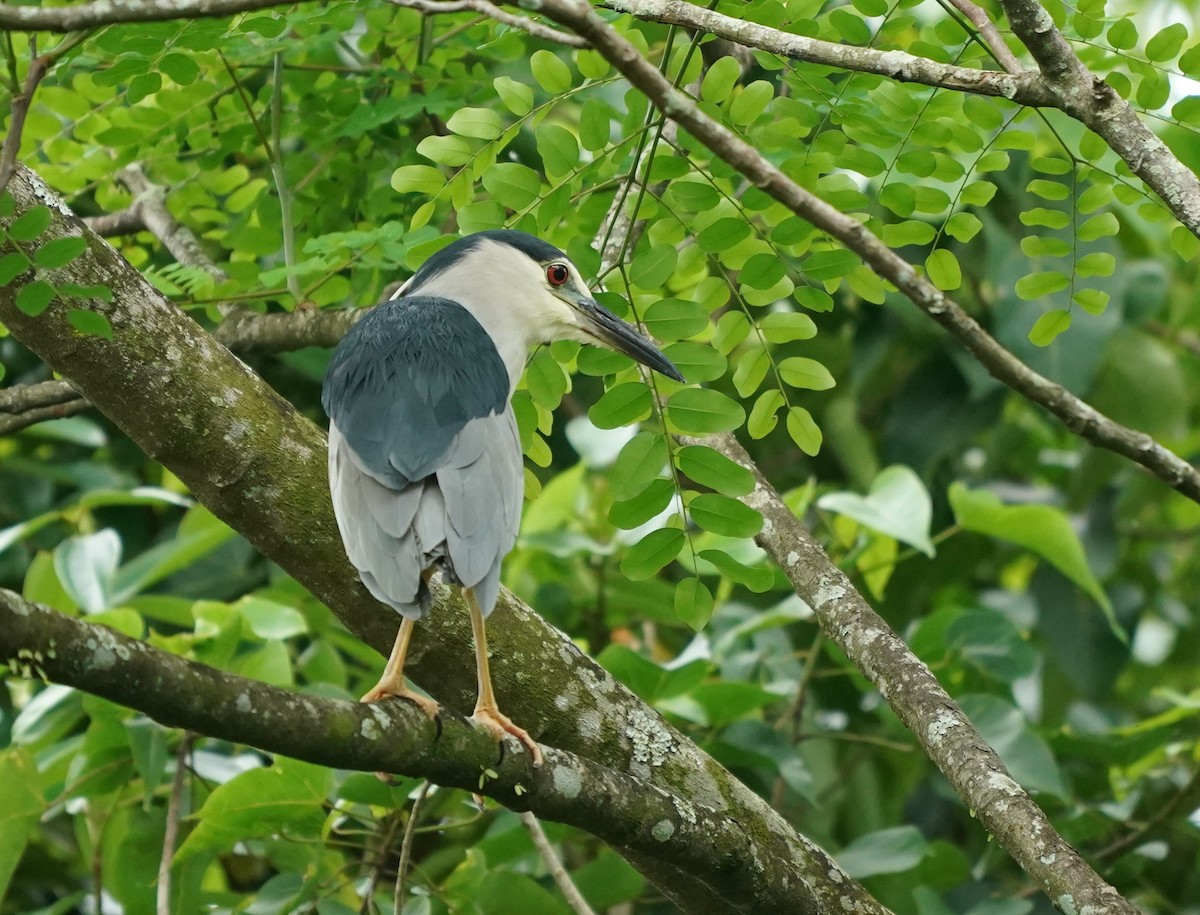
[
  {"left": 386, "top": 0, "right": 588, "bottom": 47},
  {"left": 0, "top": 588, "right": 789, "bottom": 910},
  {"left": 602, "top": 0, "right": 1053, "bottom": 105},
  {"left": 1001, "top": 0, "right": 1200, "bottom": 240},
  {"left": 693, "top": 433, "right": 1136, "bottom": 915},
  {"left": 0, "top": 0, "right": 298, "bottom": 32},
  {"left": 0, "top": 162, "right": 885, "bottom": 915},
  {"left": 944, "top": 0, "right": 1023, "bottom": 73},
  {"left": 526, "top": 0, "right": 1200, "bottom": 507}
]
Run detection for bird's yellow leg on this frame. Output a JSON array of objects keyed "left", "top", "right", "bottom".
[
  {"left": 466, "top": 589, "right": 543, "bottom": 766},
  {"left": 361, "top": 616, "right": 440, "bottom": 721}
]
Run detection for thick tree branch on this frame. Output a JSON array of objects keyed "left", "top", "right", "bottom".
[
  {"left": 0, "top": 163, "right": 884, "bottom": 915},
  {"left": 527, "top": 0, "right": 1200, "bottom": 507},
  {"left": 386, "top": 0, "right": 588, "bottom": 46},
  {"left": 82, "top": 207, "right": 145, "bottom": 238},
  {"left": 695, "top": 433, "right": 1135, "bottom": 915},
  {"left": 0, "top": 0, "right": 296, "bottom": 31},
  {"left": 1001, "top": 0, "right": 1200, "bottom": 240},
  {"left": 0, "top": 589, "right": 781, "bottom": 907},
  {"left": 944, "top": 0, "right": 1023, "bottom": 73},
  {"left": 603, "top": 0, "right": 1053, "bottom": 105}
]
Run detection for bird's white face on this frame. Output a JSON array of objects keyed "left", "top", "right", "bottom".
[{"left": 400, "top": 234, "right": 682, "bottom": 386}]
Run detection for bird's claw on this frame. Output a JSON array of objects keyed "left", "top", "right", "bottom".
[{"left": 471, "top": 707, "right": 544, "bottom": 767}]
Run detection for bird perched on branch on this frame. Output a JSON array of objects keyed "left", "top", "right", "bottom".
[{"left": 322, "top": 229, "right": 682, "bottom": 765}]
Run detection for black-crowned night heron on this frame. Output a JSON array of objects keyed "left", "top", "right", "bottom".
[{"left": 322, "top": 230, "right": 682, "bottom": 766}]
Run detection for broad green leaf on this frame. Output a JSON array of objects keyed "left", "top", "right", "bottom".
[
  {"left": 944, "top": 212, "right": 983, "bottom": 243},
  {"left": 663, "top": 342, "right": 726, "bottom": 383},
  {"left": 733, "top": 347, "right": 770, "bottom": 397},
  {"left": 0, "top": 749, "right": 43, "bottom": 901},
  {"left": 786, "top": 406, "right": 822, "bottom": 456},
  {"left": 697, "top": 217, "right": 752, "bottom": 253},
  {"left": 494, "top": 76, "right": 533, "bottom": 115},
  {"left": 609, "top": 431, "right": 667, "bottom": 501},
  {"left": 666, "top": 388, "right": 745, "bottom": 434},
  {"left": 1029, "top": 309, "right": 1072, "bottom": 346},
  {"left": 609, "top": 478, "right": 674, "bottom": 529},
  {"left": 1146, "top": 23, "right": 1187, "bottom": 61},
  {"left": 579, "top": 98, "right": 611, "bottom": 151},
  {"left": 836, "top": 826, "right": 928, "bottom": 878},
  {"left": 1078, "top": 212, "right": 1119, "bottom": 241},
  {"left": 700, "top": 55, "right": 741, "bottom": 104},
  {"left": 779, "top": 356, "right": 835, "bottom": 391},
  {"left": 536, "top": 123, "right": 579, "bottom": 179},
  {"left": 391, "top": 165, "right": 445, "bottom": 195},
  {"left": 948, "top": 483, "right": 1117, "bottom": 633},
  {"left": 0, "top": 251, "right": 31, "bottom": 285},
  {"left": 676, "top": 445, "right": 754, "bottom": 496},
  {"left": 674, "top": 577, "right": 715, "bottom": 630},
  {"left": 8, "top": 206, "right": 51, "bottom": 242},
  {"left": 33, "top": 236, "right": 87, "bottom": 268},
  {"left": 446, "top": 107, "right": 502, "bottom": 140},
  {"left": 589, "top": 381, "right": 652, "bottom": 429},
  {"left": 160, "top": 52, "right": 200, "bottom": 85},
  {"left": 530, "top": 49, "right": 572, "bottom": 93},
  {"left": 818, "top": 466, "right": 935, "bottom": 556},
  {"left": 482, "top": 163, "right": 541, "bottom": 209},
  {"left": 759, "top": 311, "right": 817, "bottom": 343},
  {"left": 238, "top": 597, "right": 308, "bottom": 640},
  {"left": 643, "top": 298, "right": 707, "bottom": 340},
  {"left": 1073, "top": 289, "right": 1109, "bottom": 315},
  {"left": 176, "top": 757, "right": 331, "bottom": 860},
  {"left": 747, "top": 389, "right": 785, "bottom": 438},
  {"left": 54, "top": 529, "right": 121, "bottom": 613},
  {"left": 125, "top": 718, "right": 170, "bottom": 804},
  {"left": 729, "top": 80, "right": 773, "bottom": 125},
  {"left": 1015, "top": 271, "right": 1069, "bottom": 300},
  {"left": 67, "top": 310, "right": 113, "bottom": 339},
  {"left": 15, "top": 280, "right": 55, "bottom": 316},
  {"left": 620, "top": 527, "right": 684, "bottom": 580},
  {"left": 479, "top": 871, "right": 571, "bottom": 915},
  {"left": 804, "top": 248, "right": 859, "bottom": 282},
  {"left": 699, "top": 548, "right": 774, "bottom": 591},
  {"left": 416, "top": 135, "right": 474, "bottom": 167},
  {"left": 925, "top": 249, "right": 961, "bottom": 291},
  {"left": 629, "top": 244, "right": 677, "bottom": 288},
  {"left": 689, "top": 493, "right": 762, "bottom": 538},
  {"left": 1076, "top": 252, "right": 1115, "bottom": 278}
]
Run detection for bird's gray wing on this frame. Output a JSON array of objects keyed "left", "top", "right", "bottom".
[
  {"left": 323, "top": 296, "right": 516, "bottom": 618},
  {"left": 322, "top": 296, "right": 509, "bottom": 487}
]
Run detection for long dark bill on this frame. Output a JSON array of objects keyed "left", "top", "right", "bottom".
[{"left": 576, "top": 298, "right": 684, "bottom": 382}]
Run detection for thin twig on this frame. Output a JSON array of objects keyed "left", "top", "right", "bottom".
[
  {"left": 360, "top": 809, "right": 404, "bottom": 915},
  {"left": 393, "top": 781, "right": 431, "bottom": 914},
  {"left": 0, "top": 38, "right": 45, "bottom": 196},
  {"left": 270, "top": 53, "right": 304, "bottom": 305},
  {"left": 157, "top": 731, "right": 195, "bottom": 915},
  {"left": 385, "top": 0, "right": 589, "bottom": 48},
  {"left": 520, "top": 812, "right": 597, "bottom": 915}
]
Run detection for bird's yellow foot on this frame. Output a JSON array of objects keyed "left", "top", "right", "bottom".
[
  {"left": 361, "top": 683, "right": 442, "bottom": 726},
  {"left": 471, "top": 706, "right": 544, "bottom": 767}
]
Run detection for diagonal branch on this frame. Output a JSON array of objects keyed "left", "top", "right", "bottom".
[
  {"left": 603, "top": 0, "right": 1052, "bottom": 104},
  {"left": 386, "top": 0, "right": 588, "bottom": 46},
  {"left": 0, "top": 0, "right": 298, "bottom": 32},
  {"left": 526, "top": 0, "right": 1200, "bottom": 507},
  {"left": 0, "top": 588, "right": 775, "bottom": 909}
]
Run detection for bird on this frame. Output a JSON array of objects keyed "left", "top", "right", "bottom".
[{"left": 322, "top": 229, "right": 683, "bottom": 766}]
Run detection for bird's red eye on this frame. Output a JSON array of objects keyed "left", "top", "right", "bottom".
[{"left": 546, "top": 264, "right": 570, "bottom": 287}]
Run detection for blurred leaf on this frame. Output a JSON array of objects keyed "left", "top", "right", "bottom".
[
  {"left": 836, "top": 826, "right": 929, "bottom": 878},
  {"left": 0, "top": 749, "right": 43, "bottom": 901},
  {"left": 818, "top": 466, "right": 935, "bottom": 556},
  {"left": 54, "top": 529, "right": 121, "bottom": 613}
]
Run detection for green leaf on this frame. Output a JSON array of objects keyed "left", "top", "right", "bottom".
[
  {"left": 732, "top": 347, "right": 770, "bottom": 397},
  {"left": 925, "top": 249, "right": 961, "bottom": 291},
  {"left": 759, "top": 311, "right": 817, "bottom": 343},
  {"left": 535, "top": 123, "right": 578, "bottom": 179},
  {"left": 391, "top": 164, "right": 445, "bottom": 194},
  {"left": 817, "top": 466, "right": 935, "bottom": 556},
  {"left": 609, "top": 478, "right": 674, "bottom": 529},
  {"left": 699, "top": 548, "right": 774, "bottom": 591},
  {"left": 238, "top": 597, "right": 308, "bottom": 640},
  {"left": 1146, "top": 23, "right": 1187, "bottom": 61},
  {"left": 609, "top": 431, "right": 667, "bottom": 501},
  {"left": 1015, "top": 271, "right": 1069, "bottom": 300},
  {"left": 779, "top": 356, "right": 836, "bottom": 391},
  {"left": 674, "top": 577, "right": 715, "bottom": 630},
  {"left": 1078, "top": 212, "right": 1119, "bottom": 241},
  {"left": 160, "top": 52, "right": 200, "bottom": 85},
  {"left": 689, "top": 493, "right": 762, "bottom": 538},
  {"left": 416, "top": 134, "right": 474, "bottom": 167},
  {"left": 1076, "top": 252, "right": 1115, "bottom": 278},
  {"left": 620, "top": 527, "right": 684, "bottom": 580},
  {"left": 729, "top": 80, "right": 773, "bottom": 125},
  {"left": 701, "top": 55, "right": 741, "bottom": 104},
  {"left": 663, "top": 341, "right": 726, "bottom": 383},
  {"left": 447, "top": 107, "right": 503, "bottom": 140},
  {"left": 948, "top": 483, "right": 1118, "bottom": 633},
  {"left": 747, "top": 389, "right": 784, "bottom": 438},
  {"left": 530, "top": 49, "right": 573, "bottom": 93},
  {"left": 33, "top": 236, "right": 88, "bottom": 268},
  {"left": 176, "top": 757, "right": 331, "bottom": 861},
  {"left": 494, "top": 76, "right": 533, "bottom": 115},
  {"left": 0, "top": 251, "right": 31, "bottom": 284},
  {"left": 482, "top": 163, "right": 541, "bottom": 209},
  {"left": 697, "top": 217, "right": 752, "bottom": 254},
  {"left": 785, "top": 406, "right": 822, "bottom": 456},
  {"left": 1028, "top": 309, "right": 1072, "bottom": 346},
  {"left": 479, "top": 871, "right": 572, "bottom": 915},
  {"left": 836, "top": 826, "right": 928, "bottom": 878},
  {"left": 629, "top": 244, "right": 677, "bottom": 288},
  {"left": 676, "top": 445, "right": 754, "bottom": 496},
  {"left": 0, "top": 749, "right": 43, "bottom": 901},
  {"left": 643, "top": 298, "right": 707, "bottom": 340},
  {"left": 67, "top": 310, "right": 113, "bottom": 339},
  {"left": 8, "top": 206, "right": 52, "bottom": 242},
  {"left": 666, "top": 388, "right": 745, "bottom": 434},
  {"left": 579, "top": 98, "right": 611, "bottom": 152},
  {"left": 589, "top": 381, "right": 652, "bottom": 429}
]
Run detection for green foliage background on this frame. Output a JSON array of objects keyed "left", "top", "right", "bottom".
[{"left": 3, "top": 0, "right": 1200, "bottom": 911}]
